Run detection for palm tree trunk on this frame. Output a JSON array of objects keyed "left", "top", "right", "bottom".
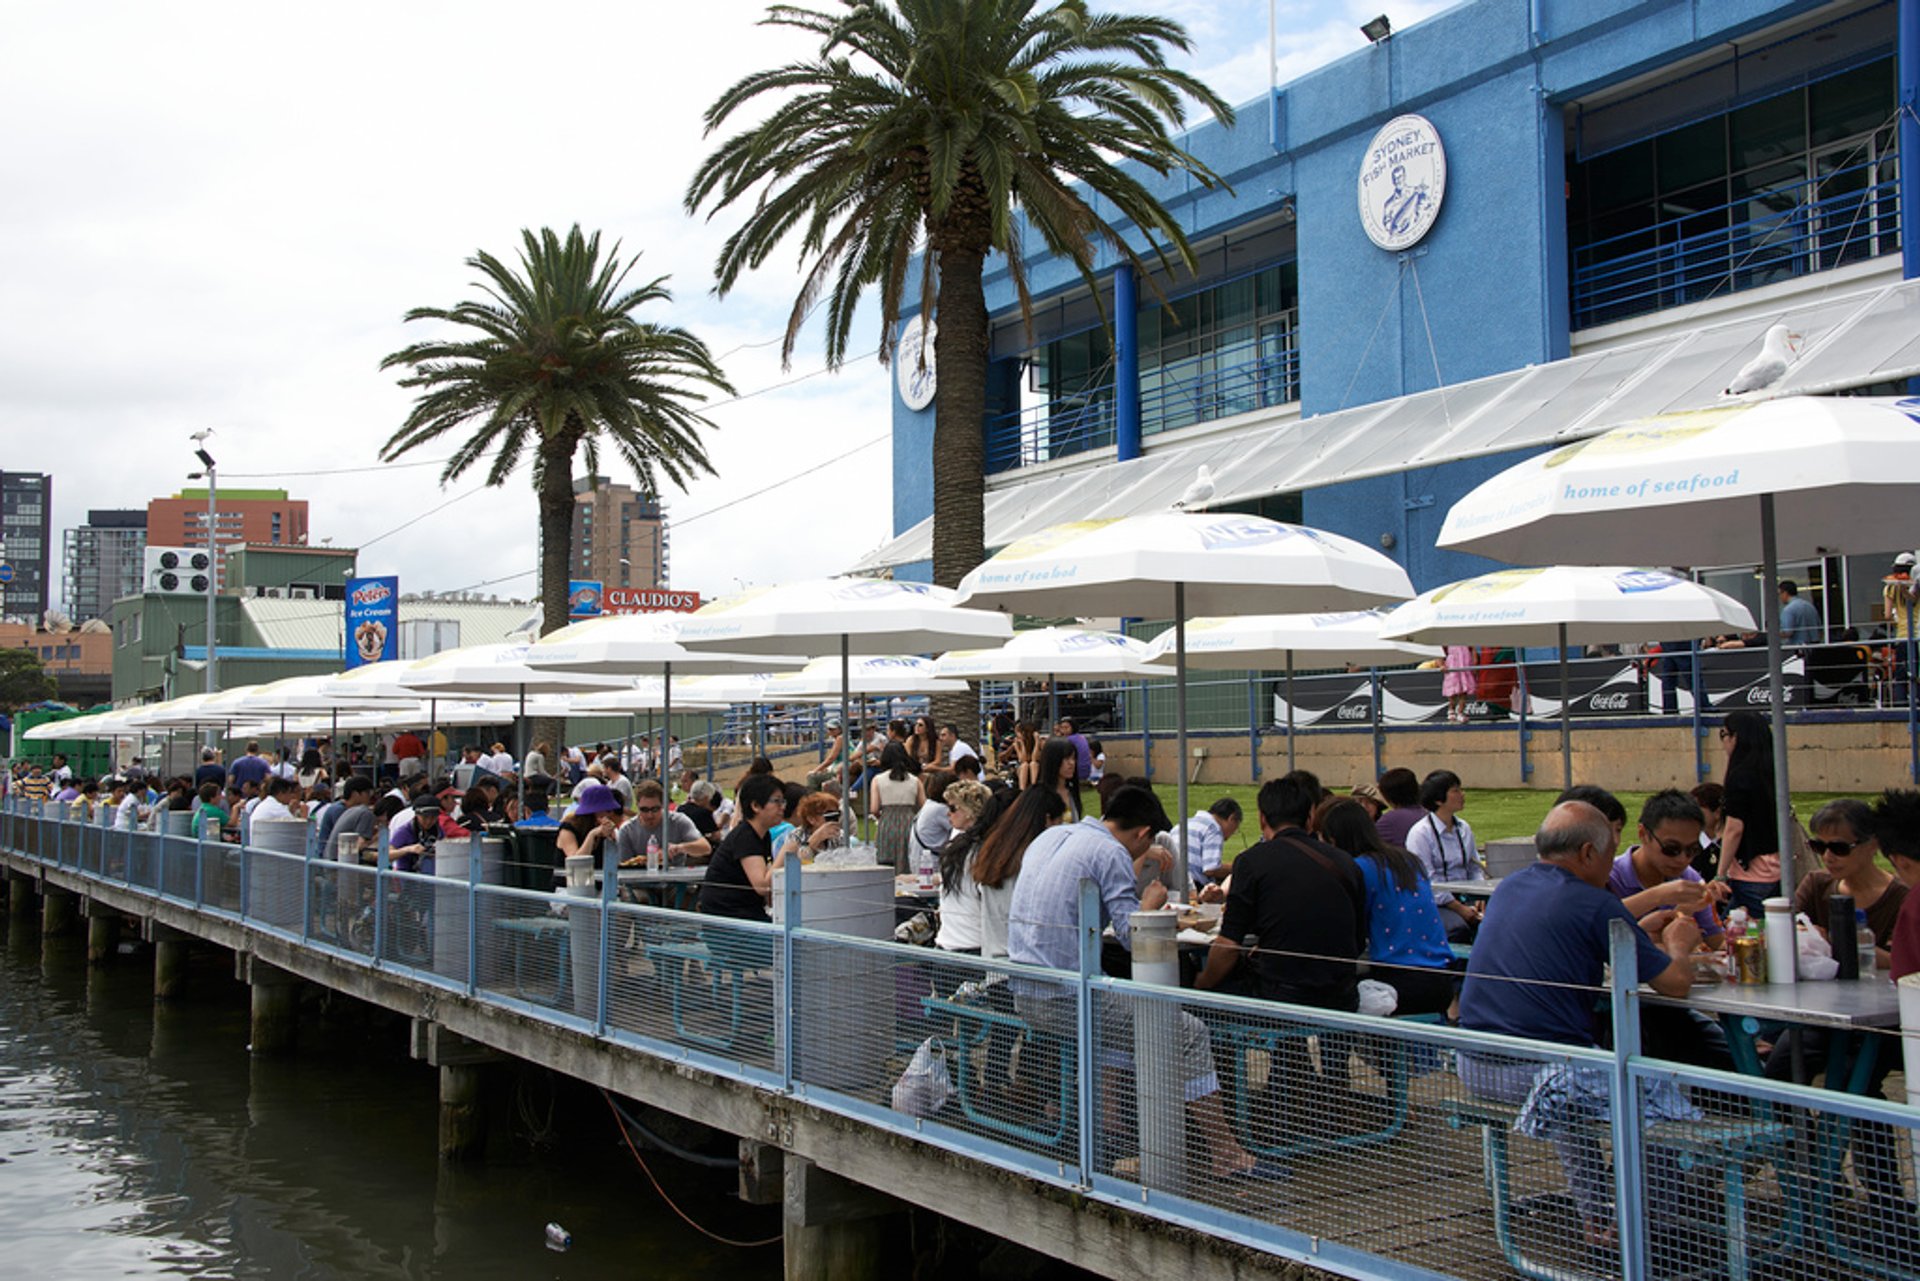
[
  {"left": 531, "top": 437, "right": 577, "bottom": 766},
  {"left": 928, "top": 242, "right": 989, "bottom": 739}
]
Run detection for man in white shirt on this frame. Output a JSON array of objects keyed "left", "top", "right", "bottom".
[
  {"left": 250, "top": 777, "right": 306, "bottom": 825},
  {"left": 481, "top": 742, "right": 516, "bottom": 777},
  {"left": 111, "top": 778, "right": 146, "bottom": 831},
  {"left": 938, "top": 723, "right": 978, "bottom": 768}
]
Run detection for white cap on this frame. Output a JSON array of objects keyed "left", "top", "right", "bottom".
[{"left": 1896, "top": 552, "right": 1916, "bottom": 568}]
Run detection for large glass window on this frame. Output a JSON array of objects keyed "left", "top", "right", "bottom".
[{"left": 1569, "top": 58, "right": 1898, "bottom": 328}]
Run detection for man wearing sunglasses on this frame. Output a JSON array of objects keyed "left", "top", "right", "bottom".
[
  {"left": 615, "top": 779, "right": 711, "bottom": 869},
  {"left": 1607, "top": 789, "right": 1728, "bottom": 950}
]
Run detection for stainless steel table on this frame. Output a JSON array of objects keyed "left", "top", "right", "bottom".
[{"left": 1432, "top": 876, "right": 1501, "bottom": 900}]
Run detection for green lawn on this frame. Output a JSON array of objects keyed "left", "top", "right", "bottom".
[{"left": 1161, "top": 783, "right": 1879, "bottom": 863}]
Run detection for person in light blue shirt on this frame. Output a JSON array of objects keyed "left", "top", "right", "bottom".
[
  {"left": 1777, "top": 579, "right": 1821, "bottom": 647},
  {"left": 1007, "top": 787, "right": 1280, "bottom": 1181}
]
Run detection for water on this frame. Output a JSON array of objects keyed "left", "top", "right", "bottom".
[{"left": 0, "top": 924, "right": 781, "bottom": 1279}]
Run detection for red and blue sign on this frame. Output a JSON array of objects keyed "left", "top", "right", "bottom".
[{"left": 345, "top": 576, "right": 399, "bottom": 668}]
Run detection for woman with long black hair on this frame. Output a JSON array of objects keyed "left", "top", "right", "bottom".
[
  {"left": 1715, "top": 708, "right": 1781, "bottom": 916},
  {"left": 1316, "top": 797, "right": 1455, "bottom": 1017},
  {"left": 1034, "top": 736, "right": 1081, "bottom": 820},
  {"left": 972, "top": 785, "right": 1069, "bottom": 959}
]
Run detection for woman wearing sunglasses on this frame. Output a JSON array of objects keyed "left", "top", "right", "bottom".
[{"left": 1791, "top": 798, "right": 1906, "bottom": 971}]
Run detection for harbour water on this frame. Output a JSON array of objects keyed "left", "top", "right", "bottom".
[{"left": 0, "top": 923, "right": 781, "bottom": 1279}]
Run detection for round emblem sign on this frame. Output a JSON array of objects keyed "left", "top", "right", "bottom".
[
  {"left": 1357, "top": 113, "right": 1446, "bottom": 252},
  {"left": 896, "top": 315, "right": 938, "bottom": 411}
]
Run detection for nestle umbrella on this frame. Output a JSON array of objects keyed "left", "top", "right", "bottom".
[
  {"left": 957, "top": 513, "right": 1414, "bottom": 891},
  {"left": 1380, "top": 566, "right": 1754, "bottom": 788},
  {"left": 1145, "top": 611, "right": 1441, "bottom": 771},
  {"left": 760, "top": 654, "right": 969, "bottom": 700},
  {"left": 935, "top": 626, "right": 1156, "bottom": 727},
  {"left": 1435, "top": 395, "right": 1920, "bottom": 892},
  {"left": 676, "top": 578, "right": 1013, "bottom": 803}
]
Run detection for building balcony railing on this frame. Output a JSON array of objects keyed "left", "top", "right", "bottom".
[
  {"left": 985, "top": 334, "right": 1300, "bottom": 474},
  {"left": 1571, "top": 155, "right": 1900, "bottom": 330}
]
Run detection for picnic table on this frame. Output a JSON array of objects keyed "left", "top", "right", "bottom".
[
  {"left": 1650, "top": 974, "right": 1904, "bottom": 1091},
  {"left": 1431, "top": 876, "right": 1501, "bottom": 900}
]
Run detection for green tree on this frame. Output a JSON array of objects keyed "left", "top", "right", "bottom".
[
  {"left": 380, "top": 225, "right": 735, "bottom": 639},
  {"left": 687, "top": 0, "right": 1232, "bottom": 589},
  {"left": 0, "top": 648, "right": 55, "bottom": 710}
]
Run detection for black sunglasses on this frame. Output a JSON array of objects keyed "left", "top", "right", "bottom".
[{"left": 1807, "top": 838, "right": 1863, "bottom": 856}]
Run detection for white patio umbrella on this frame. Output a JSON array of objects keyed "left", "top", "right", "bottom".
[
  {"left": 677, "top": 578, "right": 1013, "bottom": 807},
  {"left": 526, "top": 614, "right": 798, "bottom": 789},
  {"left": 1145, "top": 611, "right": 1442, "bottom": 771},
  {"left": 1435, "top": 395, "right": 1920, "bottom": 893},
  {"left": 1379, "top": 566, "right": 1754, "bottom": 789},
  {"left": 957, "top": 512, "right": 1414, "bottom": 891},
  {"left": 399, "top": 643, "right": 630, "bottom": 804},
  {"left": 935, "top": 626, "right": 1156, "bottom": 726},
  {"left": 761, "top": 654, "right": 970, "bottom": 700}
]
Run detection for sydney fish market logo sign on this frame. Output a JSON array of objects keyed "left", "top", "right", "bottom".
[{"left": 1358, "top": 114, "right": 1445, "bottom": 252}]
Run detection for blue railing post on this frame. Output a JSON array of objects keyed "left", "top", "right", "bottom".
[
  {"left": 156, "top": 822, "right": 167, "bottom": 900},
  {"left": 238, "top": 830, "right": 251, "bottom": 922},
  {"left": 1075, "top": 877, "right": 1100, "bottom": 1185},
  {"left": 780, "top": 854, "right": 802, "bottom": 1091},
  {"left": 596, "top": 839, "right": 617, "bottom": 1037},
  {"left": 1246, "top": 672, "right": 1262, "bottom": 781},
  {"left": 373, "top": 829, "right": 389, "bottom": 967},
  {"left": 1691, "top": 641, "right": 1710, "bottom": 780},
  {"left": 194, "top": 824, "right": 206, "bottom": 908},
  {"left": 1516, "top": 660, "right": 1533, "bottom": 783},
  {"left": 301, "top": 828, "right": 313, "bottom": 943},
  {"left": 1608, "top": 919, "right": 1649, "bottom": 1281},
  {"left": 467, "top": 832, "right": 482, "bottom": 996}
]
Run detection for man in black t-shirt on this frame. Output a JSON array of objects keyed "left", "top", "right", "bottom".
[
  {"left": 193, "top": 748, "right": 227, "bottom": 792},
  {"left": 1197, "top": 774, "right": 1367, "bottom": 1012}
]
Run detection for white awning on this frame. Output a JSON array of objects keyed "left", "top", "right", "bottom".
[{"left": 852, "top": 275, "right": 1920, "bottom": 573}]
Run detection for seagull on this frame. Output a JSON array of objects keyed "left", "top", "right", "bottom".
[
  {"left": 1723, "top": 323, "right": 1802, "bottom": 397},
  {"left": 1173, "top": 465, "right": 1215, "bottom": 512}
]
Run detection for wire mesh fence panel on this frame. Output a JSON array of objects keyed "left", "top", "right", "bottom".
[
  {"left": 202, "top": 844, "right": 243, "bottom": 916},
  {"left": 880, "top": 948, "right": 1084, "bottom": 1165},
  {"left": 125, "top": 829, "right": 156, "bottom": 890},
  {"left": 1085, "top": 981, "right": 1625, "bottom": 1281},
  {"left": 243, "top": 848, "right": 305, "bottom": 937},
  {"left": 373, "top": 868, "right": 440, "bottom": 976},
  {"left": 162, "top": 838, "right": 203, "bottom": 903},
  {"left": 304, "top": 859, "right": 379, "bottom": 960},
  {"left": 602, "top": 904, "right": 779, "bottom": 1072},
  {"left": 472, "top": 884, "right": 578, "bottom": 1015},
  {"left": 1627, "top": 1062, "right": 1919, "bottom": 1281}
]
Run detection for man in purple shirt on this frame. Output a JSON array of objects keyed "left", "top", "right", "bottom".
[
  {"left": 1605, "top": 789, "right": 1727, "bottom": 948},
  {"left": 1372, "top": 767, "right": 1424, "bottom": 848}
]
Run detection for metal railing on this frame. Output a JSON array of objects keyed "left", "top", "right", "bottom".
[
  {"left": 984, "top": 335, "right": 1301, "bottom": 474},
  {"left": 2, "top": 801, "right": 1913, "bottom": 1281},
  {"left": 1571, "top": 154, "right": 1900, "bottom": 330}
]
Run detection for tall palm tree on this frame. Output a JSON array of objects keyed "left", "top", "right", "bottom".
[
  {"left": 687, "top": 0, "right": 1232, "bottom": 590},
  {"left": 380, "top": 225, "right": 734, "bottom": 640}
]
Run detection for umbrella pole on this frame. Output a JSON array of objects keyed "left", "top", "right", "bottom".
[
  {"left": 662, "top": 665, "right": 673, "bottom": 796},
  {"left": 1558, "top": 624, "right": 1573, "bottom": 792},
  {"left": 1048, "top": 678, "right": 1059, "bottom": 728},
  {"left": 517, "top": 684, "right": 526, "bottom": 815},
  {"left": 1760, "top": 495, "right": 1794, "bottom": 898},
  {"left": 1174, "top": 584, "right": 1191, "bottom": 897},
  {"left": 428, "top": 700, "right": 437, "bottom": 786},
  {"left": 1285, "top": 651, "right": 1296, "bottom": 773},
  {"left": 840, "top": 636, "right": 851, "bottom": 848}
]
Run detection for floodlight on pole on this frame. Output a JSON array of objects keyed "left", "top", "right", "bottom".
[{"left": 1361, "top": 14, "right": 1392, "bottom": 42}]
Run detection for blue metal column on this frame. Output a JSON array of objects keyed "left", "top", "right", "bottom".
[
  {"left": 1075, "top": 877, "right": 1101, "bottom": 1183},
  {"left": 466, "top": 832, "right": 482, "bottom": 996},
  {"left": 1246, "top": 672, "right": 1262, "bottom": 781},
  {"left": 1114, "top": 266, "right": 1141, "bottom": 460},
  {"left": 1906, "top": 0, "right": 1920, "bottom": 391},
  {"left": 1607, "top": 920, "right": 1649, "bottom": 1281}
]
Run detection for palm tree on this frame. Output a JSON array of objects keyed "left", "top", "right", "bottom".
[
  {"left": 687, "top": 0, "right": 1232, "bottom": 590},
  {"left": 380, "top": 226, "right": 734, "bottom": 640}
]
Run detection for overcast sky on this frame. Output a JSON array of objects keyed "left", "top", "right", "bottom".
[{"left": 3, "top": 0, "right": 1448, "bottom": 615}]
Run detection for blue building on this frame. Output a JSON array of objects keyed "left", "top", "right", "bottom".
[{"left": 864, "top": 0, "right": 1920, "bottom": 637}]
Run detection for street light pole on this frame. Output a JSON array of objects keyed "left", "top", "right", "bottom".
[{"left": 190, "top": 436, "right": 219, "bottom": 702}]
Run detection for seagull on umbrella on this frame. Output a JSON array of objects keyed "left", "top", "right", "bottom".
[
  {"left": 1173, "top": 465, "right": 1216, "bottom": 512},
  {"left": 1723, "top": 323, "right": 1802, "bottom": 398}
]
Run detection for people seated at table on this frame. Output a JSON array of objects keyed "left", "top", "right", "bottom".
[
  {"left": 1607, "top": 790, "right": 1727, "bottom": 947},
  {"left": 250, "top": 776, "right": 306, "bottom": 825},
  {"left": 390, "top": 795, "right": 470, "bottom": 875},
  {"left": 1405, "top": 769, "right": 1483, "bottom": 941},
  {"left": 679, "top": 779, "right": 722, "bottom": 838},
  {"left": 1008, "top": 785, "right": 1275, "bottom": 1181},
  {"left": 1885, "top": 790, "right": 1920, "bottom": 980},
  {"left": 931, "top": 780, "right": 997, "bottom": 956},
  {"left": 1315, "top": 796, "right": 1455, "bottom": 1018},
  {"left": 1346, "top": 782, "right": 1386, "bottom": 823},
  {"left": 699, "top": 771, "right": 789, "bottom": 926},
  {"left": 1034, "top": 737, "right": 1081, "bottom": 820},
  {"left": 775, "top": 792, "right": 843, "bottom": 864},
  {"left": 1687, "top": 781, "right": 1725, "bottom": 880},
  {"left": 1373, "top": 768, "right": 1426, "bottom": 847},
  {"left": 912, "top": 770, "right": 955, "bottom": 861},
  {"left": 1715, "top": 709, "right": 1781, "bottom": 916},
  {"left": 1458, "top": 802, "right": 1701, "bottom": 1248},
  {"left": 555, "top": 782, "right": 622, "bottom": 866},
  {"left": 617, "top": 779, "right": 713, "bottom": 868},
  {"left": 1172, "top": 798, "right": 1241, "bottom": 896},
  {"left": 971, "top": 785, "right": 1068, "bottom": 960},
  {"left": 1196, "top": 776, "right": 1366, "bottom": 1018}
]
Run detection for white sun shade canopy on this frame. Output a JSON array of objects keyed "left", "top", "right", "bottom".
[
  {"left": 320, "top": 660, "right": 429, "bottom": 702},
  {"left": 1437, "top": 396, "right": 1920, "bottom": 566},
  {"left": 562, "top": 678, "right": 730, "bottom": 715},
  {"left": 756, "top": 655, "right": 970, "bottom": 701},
  {"left": 397, "top": 643, "right": 630, "bottom": 696},
  {"left": 127, "top": 691, "right": 246, "bottom": 729},
  {"left": 1146, "top": 610, "right": 1441, "bottom": 671},
  {"left": 956, "top": 512, "right": 1414, "bottom": 618},
  {"left": 1378, "top": 566, "right": 1755, "bottom": 647},
  {"left": 935, "top": 626, "right": 1157, "bottom": 680},
  {"left": 525, "top": 613, "right": 801, "bottom": 676},
  {"left": 675, "top": 578, "right": 1012, "bottom": 657}
]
